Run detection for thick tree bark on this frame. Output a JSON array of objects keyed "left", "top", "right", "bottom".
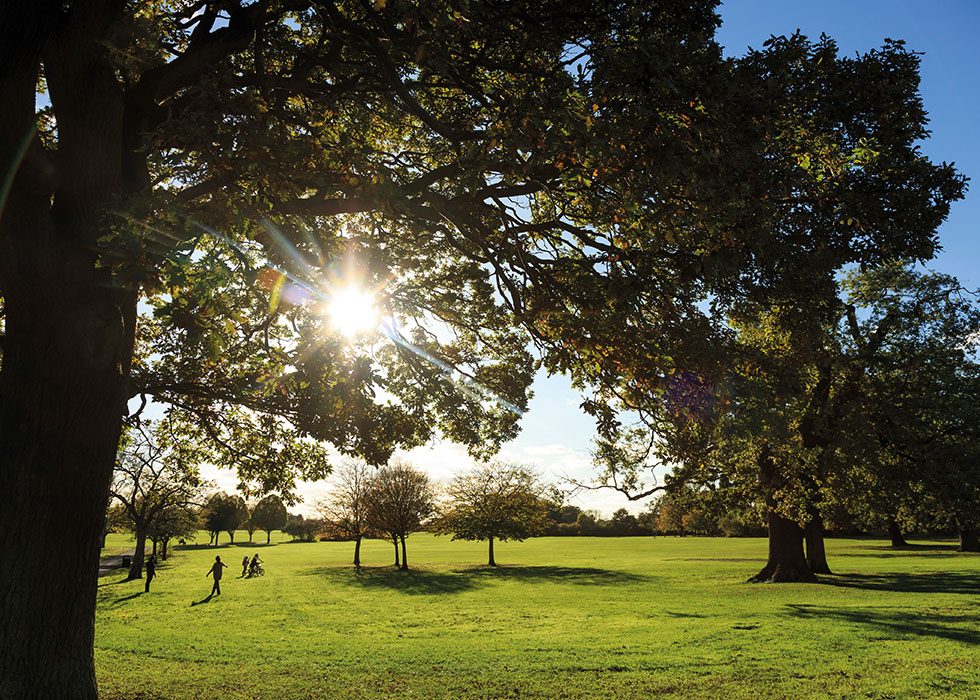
[
  {"left": 0, "top": 259, "right": 134, "bottom": 699},
  {"left": 804, "top": 514, "right": 832, "bottom": 575},
  {"left": 958, "top": 527, "right": 980, "bottom": 553},
  {"left": 887, "top": 519, "right": 908, "bottom": 548},
  {"left": 749, "top": 511, "right": 817, "bottom": 583},
  {"left": 353, "top": 535, "right": 362, "bottom": 568},
  {"left": 161, "top": 539, "right": 169, "bottom": 560},
  {"left": 488, "top": 536, "right": 496, "bottom": 566},
  {"left": 392, "top": 535, "right": 400, "bottom": 567},
  {"left": 400, "top": 535, "right": 408, "bottom": 570}
]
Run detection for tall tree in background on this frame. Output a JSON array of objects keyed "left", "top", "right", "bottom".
[
  {"left": 436, "top": 464, "right": 548, "bottom": 566},
  {"left": 364, "top": 461, "right": 434, "bottom": 570},
  {"left": 316, "top": 461, "right": 373, "bottom": 567},
  {"left": 576, "top": 34, "right": 965, "bottom": 582},
  {"left": 102, "top": 501, "right": 129, "bottom": 549},
  {"left": 844, "top": 265, "right": 980, "bottom": 552},
  {"left": 251, "top": 494, "right": 288, "bottom": 545}
]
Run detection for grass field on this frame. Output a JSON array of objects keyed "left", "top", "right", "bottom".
[{"left": 96, "top": 532, "right": 980, "bottom": 699}]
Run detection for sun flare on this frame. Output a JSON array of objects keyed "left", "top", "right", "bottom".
[{"left": 327, "top": 285, "right": 378, "bottom": 338}]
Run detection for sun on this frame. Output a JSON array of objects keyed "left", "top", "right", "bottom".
[{"left": 326, "top": 285, "right": 378, "bottom": 338}]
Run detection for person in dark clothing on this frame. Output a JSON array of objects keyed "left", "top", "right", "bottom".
[
  {"left": 206, "top": 556, "right": 228, "bottom": 596},
  {"left": 248, "top": 553, "right": 262, "bottom": 577},
  {"left": 145, "top": 555, "right": 157, "bottom": 593},
  {"left": 241, "top": 556, "right": 249, "bottom": 578}
]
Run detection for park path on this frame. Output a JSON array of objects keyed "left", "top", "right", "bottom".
[{"left": 99, "top": 549, "right": 134, "bottom": 576}]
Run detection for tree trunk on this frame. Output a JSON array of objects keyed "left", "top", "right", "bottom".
[
  {"left": 0, "top": 215, "right": 134, "bottom": 699},
  {"left": 248, "top": 530, "right": 254, "bottom": 542},
  {"left": 392, "top": 535, "right": 400, "bottom": 567},
  {"left": 128, "top": 527, "right": 147, "bottom": 580},
  {"left": 804, "top": 515, "right": 832, "bottom": 575},
  {"left": 228, "top": 531, "right": 235, "bottom": 544},
  {"left": 353, "top": 535, "right": 362, "bottom": 568},
  {"left": 887, "top": 519, "right": 908, "bottom": 548},
  {"left": 400, "top": 535, "right": 408, "bottom": 570},
  {"left": 151, "top": 539, "right": 158, "bottom": 557},
  {"left": 959, "top": 527, "right": 980, "bottom": 553},
  {"left": 161, "top": 539, "right": 169, "bottom": 560},
  {"left": 749, "top": 511, "right": 817, "bottom": 583},
  {"left": 488, "top": 536, "right": 496, "bottom": 566},
  {"left": 0, "top": 4, "right": 138, "bottom": 695},
  {"left": 266, "top": 530, "right": 271, "bottom": 544}
]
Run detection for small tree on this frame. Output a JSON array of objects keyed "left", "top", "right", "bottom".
[
  {"left": 203, "top": 493, "right": 246, "bottom": 546},
  {"left": 365, "top": 461, "right": 435, "bottom": 570},
  {"left": 317, "top": 461, "right": 374, "bottom": 567},
  {"left": 251, "top": 495, "right": 289, "bottom": 544},
  {"left": 102, "top": 502, "right": 128, "bottom": 549},
  {"left": 436, "top": 464, "right": 548, "bottom": 566},
  {"left": 112, "top": 426, "right": 202, "bottom": 578},
  {"left": 227, "top": 496, "right": 248, "bottom": 544},
  {"left": 244, "top": 502, "right": 258, "bottom": 543},
  {"left": 282, "top": 514, "right": 324, "bottom": 542},
  {"left": 146, "top": 504, "right": 199, "bottom": 560}
]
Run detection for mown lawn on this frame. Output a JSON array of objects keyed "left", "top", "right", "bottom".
[{"left": 96, "top": 533, "right": 979, "bottom": 699}]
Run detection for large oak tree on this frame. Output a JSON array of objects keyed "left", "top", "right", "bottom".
[{"left": 574, "top": 35, "right": 965, "bottom": 582}]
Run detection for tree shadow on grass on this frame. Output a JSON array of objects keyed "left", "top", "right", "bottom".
[
  {"left": 457, "top": 565, "right": 648, "bottom": 586},
  {"left": 98, "top": 576, "right": 131, "bottom": 588},
  {"left": 665, "top": 557, "right": 763, "bottom": 563},
  {"left": 867, "top": 542, "right": 960, "bottom": 552},
  {"left": 305, "top": 566, "right": 480, "bottom": 595},
  {"left": 303, "top": 564, "right": 648, "bottom": 595},
  {"left": 785, "top": 603, "right": 979, "bottom": 645},
  {"left": 836, "top": 542, "right": 963, "bottom": 558},
  {"left": 229, "top": 541, "right": 278, "bottom": 548},
  {"left": 110, "top": 592, "right": 143, "bottom": 605},
  {"left": 822, "top": 571, "right": 980, "bottom": 595}
]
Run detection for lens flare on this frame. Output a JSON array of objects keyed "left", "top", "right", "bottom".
[{"left": 327, "top": 286, "right": 378, "bottom": 337}]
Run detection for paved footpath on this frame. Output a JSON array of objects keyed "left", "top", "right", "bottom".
[{"left": 99, "top": 549, "right": 134, "bottom": 576}]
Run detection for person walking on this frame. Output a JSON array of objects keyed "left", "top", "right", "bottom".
[
  {"left": 206, "top": 556, "right": 228, "bottom": 596},
  {"left": 144, "top": 555, "right": 157, "bottom": 593},
  {"left": 241, "top": 555, "right": 249, "bottom": 578},
  {"left": 248, "top": 553, "right": 262, "bottom": 577}
]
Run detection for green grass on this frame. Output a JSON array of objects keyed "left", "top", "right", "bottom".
[{"left": 96, "top": 534, "right": 979, "bottom": 699}]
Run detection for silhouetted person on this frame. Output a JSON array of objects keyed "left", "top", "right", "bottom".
[
  {"left": 206, "top": 556, "right": 227, "bottom": 596},
  {"left": 144, "top": 555, "right": 157, "bottom": 593},
  {"left": 241, "top": 556, "right": 249, "bottom": 578},
  {"left": 248, "top": 553, "right": 262, "bottom": 577}
]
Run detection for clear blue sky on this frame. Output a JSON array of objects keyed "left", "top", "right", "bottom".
[
  {"left": 494, "top": 1, "right": 980, "bottom": 512},
  {"left": 717, "top": 0, "right": 979, "bottom": 288}
]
